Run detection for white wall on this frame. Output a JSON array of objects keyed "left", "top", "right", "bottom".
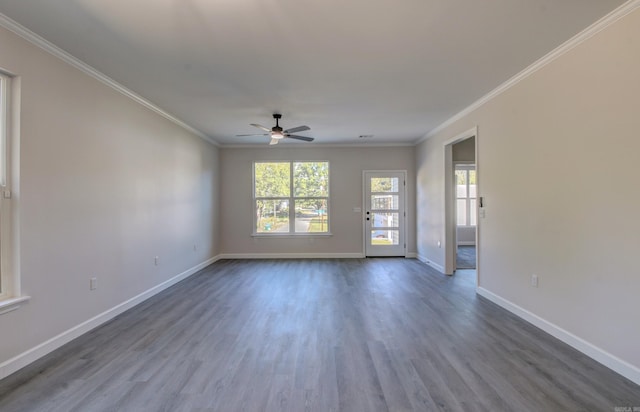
[
  {"left": 220, "top": 146, "right": 415, "bottom": 257},
  {"left": 0, "top": 25, "right": 219, "bottom": 373},
  {"left": 416, "top": 8, "right": 640, "bottom": 380}
]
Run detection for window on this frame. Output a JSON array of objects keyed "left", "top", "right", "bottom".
[
  {"left": 253, "top": 161, "right": 329, "bottom": 234},
  {"left": 455, "top": 165, "right": 476, "bottom": 226},
  {"left": 0, "top": 72, "right": 27, "bottom": 314},
  {"left": 0, "top": 71, "right": 25, "bottom": 312},
  {"left": 0, "top": 73, "right": 8, "bottom": 300}
]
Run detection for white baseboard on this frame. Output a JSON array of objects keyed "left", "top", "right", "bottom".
[
  {"left": 219, "top": 253, "right": 365, "bottom": 259},
  {"left": 405, "top": 252, "right": 417, "bottom": 259},
  {"left": 416, "top": 254, "right": 445, "bottom": 273},
  {"left": 476, "top": 287, "right": 640, "bottom": 386},
  {"left": 0, "top": 255, "right": 221, "bottom": 381}
]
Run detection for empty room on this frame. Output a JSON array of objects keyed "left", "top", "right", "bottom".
[{"left": 0, "top": 0, "right": 639, "bottom": 411}]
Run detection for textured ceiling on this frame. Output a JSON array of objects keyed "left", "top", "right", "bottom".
[{"left": 0, "top": 0, "right": 627, "bottom": 145}]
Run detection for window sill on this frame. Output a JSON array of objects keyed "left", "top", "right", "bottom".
[
  {"left": 0, "top": 296, "right": 31, "bottom": 315},
  {"left": 252, "top": 233, "right": 333, "bottom": 238}
]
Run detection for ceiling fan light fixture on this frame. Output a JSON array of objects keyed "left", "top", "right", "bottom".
[{"left": 237, "top": 114, "right": 313, "bottom": 144}]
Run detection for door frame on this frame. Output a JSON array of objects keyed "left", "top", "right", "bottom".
[
  {"left": 362, "top": 170, "right": 407, "bottom": 257},
  {"left": 443, "top": 127, "right": 479, "bottom": 282}
]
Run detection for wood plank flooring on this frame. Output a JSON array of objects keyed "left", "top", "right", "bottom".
[{"left": 1, "top": 259, "right": 639, "bottom": 411}]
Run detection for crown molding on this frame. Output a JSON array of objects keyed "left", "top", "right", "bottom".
[
  {"left": 415, "top": 0, "right": 640, "bottom": 144},
  {"left": 0, "top": 13, "right": 219, "bottom": 147},
  {"left": 221, "top": 142, "right": 416, "bottom": 149}
]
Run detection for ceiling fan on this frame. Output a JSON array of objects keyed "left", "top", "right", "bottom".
[{"left": 237, "top": 114, "right": 314, "bottom": 145}]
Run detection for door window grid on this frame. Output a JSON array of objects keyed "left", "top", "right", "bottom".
[{"left": 368, "top": 176, "right": 401, "bottom": 247}]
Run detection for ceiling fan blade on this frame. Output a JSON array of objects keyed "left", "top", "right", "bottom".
[
  {"left": 283, "top": 125, "right": 310, "bottom": 134},
  {"left": 251, "top": 123, "right": 271, "bottom": 132},
  {"left": 236, "top": 133, "right": 269, "bottom": 137},
  {"left": 269, "top": 138, "right": 280, "bottom": 145},
  {"left": 285, "top": 134, "right": 314, "bottom": 142}
]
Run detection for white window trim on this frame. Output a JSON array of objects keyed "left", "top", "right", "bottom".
[
  {"left": 0, "top": 71, "right": 29, "bottom": 313},
  {"left": 252, "top": 161, "right": 331, "bottom": 236}
]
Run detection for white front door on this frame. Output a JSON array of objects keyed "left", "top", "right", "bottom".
[{"left": 364, "top": 171, "right": 406, "bottom": 257}]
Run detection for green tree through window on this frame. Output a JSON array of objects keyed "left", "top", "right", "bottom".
[{"left": 254, "top": 161, "right": 329, "bottom": 234}]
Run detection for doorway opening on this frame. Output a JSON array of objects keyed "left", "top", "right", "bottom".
[
  {"left": 455, "top": 164, "right": 476, "bottom": 269},
  {"left": 444, "top": 128, "right": 478, "bottom": 284}
]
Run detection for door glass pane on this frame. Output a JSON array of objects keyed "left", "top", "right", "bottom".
[
  {"left": 456, "top": 199, "right": 467, "bottom": 226},
  {"left": 370, "top": 230, "right": 399, "bottom": 245},
  {"left": 470, "top": 199, "right": 477, "bottom": 226},
  {"left": 254, "top": 162, "right": 290, "bottom": 197},
  {"left": 371, "top": 212, "right": 399, "bottom": 228},
  {"left": 256, "top": 199, "right": 289, "bottom": 233},
  {"left": 469, "top": 183, "right": 477, "bottom": 198},
  {"left": 371, "top": 195, "right": 398, "bottom": 210},
  {"left": 370, "top": 177, "right": 398, "bottom": 192},
  {"left": 295, "top": 199, "right": 328, "bottom": 233}
]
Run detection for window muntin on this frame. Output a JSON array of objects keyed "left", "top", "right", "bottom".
[{"left": 254, "top": 161, "right": 329, "bottom": 234}]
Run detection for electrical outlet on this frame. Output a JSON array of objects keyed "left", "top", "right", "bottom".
[
  {"left": 154, "top": 256, "right": 159, "bottom": 266},
  {"left": 530, "top": 274, "right": 538, "bottom": 287},
  {"left": 90, "top": 277, "right": 97, "bottom": 290},
  {"left": 437, "top": 240, "right": 441, "bottom": 248}
]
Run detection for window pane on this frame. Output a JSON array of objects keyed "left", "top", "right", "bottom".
[
  {"left": 256, "top": 199, "right": 289, "bottom": 233},
  {"left": 294, "top": 162, "right": 328, "bottom": 197},
  {"left": 469, "top": 184, "right": 477, "bottom": 198},
  {"left": 371, "top": 212, "right": 399, "bottom": 228},
  {"left": 470, "top": 199, "right": 477, "bottom": 226},
  {"left": 456, "top": 170, "right": 467, "bottom": 197},
  {"left": 370, "top": 230, "right": 399, "bottom": 245},
  {"left": 469, "top": 170, "right": 477, "bottom": 185},
  {"left": 457, "top": 199, "right": 467, "bottom": 226},
  {"left": 457, "top": 184, "right": 467, "bottom": 198},
  {"left": 371, "top": 195, "right": 398, "bottom": 210},
  {"left": 295, "top": 199, "right": 328, "bottom": 233},
  {"left": 370, "top": 177, "right": 398, "bottom": 193},
  {"left": 254, "top": 162, "right": 290, "bottom": 197},
  {"left": 0, "top": 77, "right": 5, "bottom": 187}
]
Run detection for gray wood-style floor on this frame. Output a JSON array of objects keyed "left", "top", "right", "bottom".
[
  {"left": 456, "top": 246, "right": 476, "bottom": 269},
  {"left": 1, "top": 259, "right": 639, "bottom": 411}
]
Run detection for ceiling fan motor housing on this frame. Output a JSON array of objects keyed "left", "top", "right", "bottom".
[{"left": 271, "top": 114, "right": 283, "bottom": 136}]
